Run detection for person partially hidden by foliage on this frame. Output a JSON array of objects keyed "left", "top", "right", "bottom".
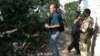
[
  {"left": 68, "top": 11, "right": 83, "bottom": 54},
  {"left": 44, "top": 4, "right": 64, "bottom": 56}
]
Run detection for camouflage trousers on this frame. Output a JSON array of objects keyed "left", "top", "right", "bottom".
[
  {"left": 79, "top": 33, "right": 91, "bottom": 56},
  {"left": 79, "top": 42, "right": 91, "bottom": 56}
]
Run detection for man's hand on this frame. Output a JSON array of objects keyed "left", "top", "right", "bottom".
[{"left": 44, "top": 24, "right": 50, "bottom": 29}]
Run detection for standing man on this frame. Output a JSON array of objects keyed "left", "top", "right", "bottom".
[
  {"left": 79, "top": 8, "right": 94, "bottom": 56},
  {"left": 68, "top": 11, "right": 83, "bottom": 54},
  {"left": 45, "top": 4, "right": 64, "bottom": 56}
]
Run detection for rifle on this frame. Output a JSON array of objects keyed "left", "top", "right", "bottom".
[{"left": 90, "top": 18, "right": 98, "bottom": 56}]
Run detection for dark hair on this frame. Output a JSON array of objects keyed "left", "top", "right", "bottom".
[
  {"left": 51, "top": 3, "right": 58, "bottom": 9},
  {"left": 84, "top": 8, "right": 91, "bottom": 15},
  {"left": 76, "top": 11, "right": 80, "bottom": 15}
]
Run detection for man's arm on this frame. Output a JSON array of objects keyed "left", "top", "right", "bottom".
[
  {"left": 45, "top": 24, "right": 60, "bottom": 29},
  {"left": 50, "top": 24, "right": 60, "bottom": 28},
  {"left": 45, "top": 13, "right": 61, "bottom": 29},
  {"left": 81, "top": 28, "right": 88, "bottom": 32},
  {"left": 81, "top": 22, "right": 89, "bottom": 32},
  {"left": 81, "top": 18, "right": 94, "bottom": 32}
]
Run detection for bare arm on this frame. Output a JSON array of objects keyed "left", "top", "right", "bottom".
[
  {"left": 45, "top": 24, "right": 60, "bottom": 29},
  {"left": 49, "top": 24, "right": 60, "bottom": 28}
]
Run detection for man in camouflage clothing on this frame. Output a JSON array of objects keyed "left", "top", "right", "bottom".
[{"left": 79, "top": 8, "right": 94, "bottom": 56}]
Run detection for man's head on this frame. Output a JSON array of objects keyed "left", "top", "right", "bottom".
[
  {"left": 50, "top": 4, "right": 58, "bottom": 14},
  {"left": 83, "top": 8, "right": 91, "bottom": 17},
  {"left": 75, "top": 11, "right": 80, "bottom": 17}
]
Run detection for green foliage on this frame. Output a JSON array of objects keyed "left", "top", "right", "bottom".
[
  {"left": 0, "top": 0, "right": 59, "bottom": 55},
  {"left": 64, "top": 1, "right": 79, "bottom": 29}
]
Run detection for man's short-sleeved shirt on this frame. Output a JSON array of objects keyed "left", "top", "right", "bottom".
[
  {"left": 50, "top": 12, "right": 62, "bottom": 34},
  {"left": 80, "top": 16, "right": 93, "bottom": 31},
  {"left": 80, "top": 16, "right": 94, "bottom": 42}
]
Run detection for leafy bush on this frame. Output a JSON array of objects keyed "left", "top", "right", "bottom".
[
  {"left": 63, "top": 1, "right": 79, "bottom": 29},
  {"left": 0, "top": 0, "right": 59, "bottom": 55}
]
